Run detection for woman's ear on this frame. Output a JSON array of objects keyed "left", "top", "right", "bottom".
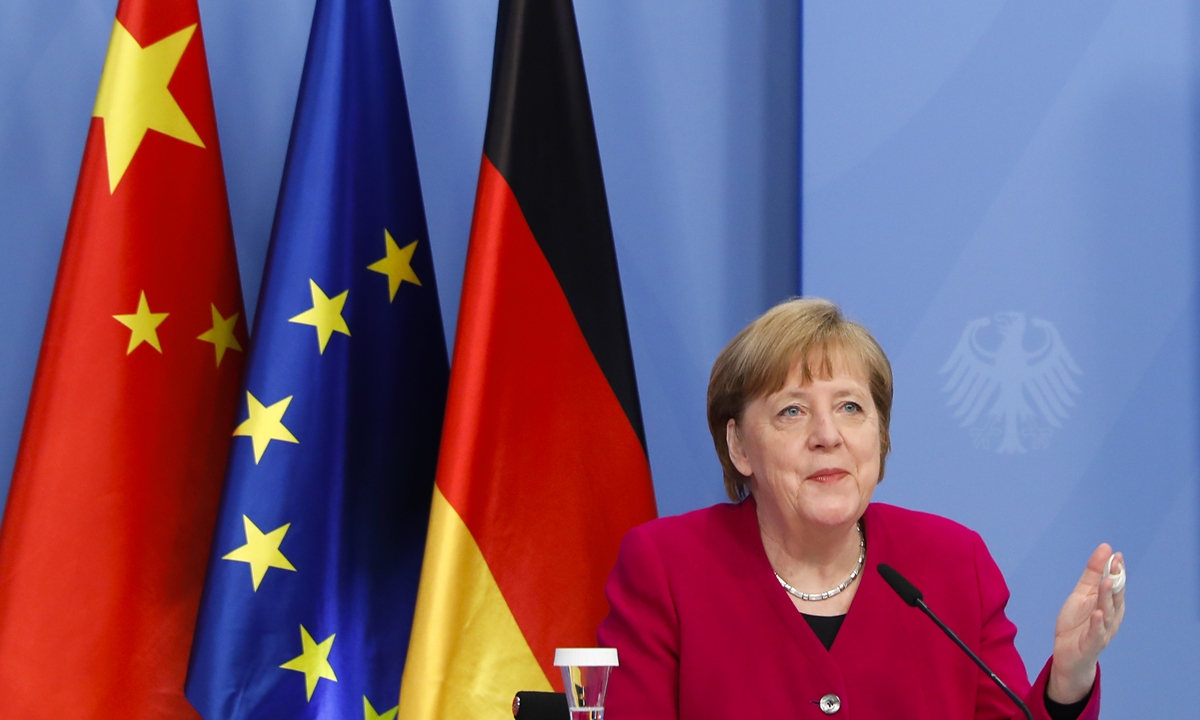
[{"left": 726, "top": 418, "right": 754, "bottom": 477}]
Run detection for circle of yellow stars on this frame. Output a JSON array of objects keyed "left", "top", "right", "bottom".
[{"left": 215, "top": 228, "right": 421, "bottom": 711}]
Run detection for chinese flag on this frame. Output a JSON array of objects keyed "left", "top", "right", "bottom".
[
  {"left": 0, "top": 0, "right": 244, "bottom": 717},
  {"left": 399, "top": 1, "right": 657, "bottom": 718}
]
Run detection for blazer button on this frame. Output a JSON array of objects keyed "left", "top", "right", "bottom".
[{"left": 819, "top": 694, "right": 841, "bottom": 714}]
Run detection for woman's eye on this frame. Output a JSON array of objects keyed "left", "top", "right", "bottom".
[
  {"left": 781, "top": 406, "right": 801, "bottom": 417},
  {"left": 842, "top": 402, "right": 862, "bottom": 414}
]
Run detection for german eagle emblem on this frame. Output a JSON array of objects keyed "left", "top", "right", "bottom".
[{"left": 940, "top": 312, "right": 1081, "bottom": 453}]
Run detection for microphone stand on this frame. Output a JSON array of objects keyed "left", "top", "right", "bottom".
[
  {"left": 878, "top": 563, "right": 1033, "bottom": 720},
  {"left": 912, "top": 596, "right": 1033, "bottom": 720}
]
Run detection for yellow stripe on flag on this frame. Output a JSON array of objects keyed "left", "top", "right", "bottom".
[{"left": 399, "top": 486, "right": 551, "bottom": 720}]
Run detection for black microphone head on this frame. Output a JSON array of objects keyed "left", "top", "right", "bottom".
[{"left": 878, "top": 563, "right": 923, "bottom": 607}]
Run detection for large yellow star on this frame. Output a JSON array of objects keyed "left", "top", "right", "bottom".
[
  {"left": 197, "top": 304, "right": 242, "bottom": 366},
  {"left": 367, "top": 230, "right": 421, "bottom": 301},
  {"left": 363, "top": 696, "right": 398, "bottom": 720},
  {"left": 93, "top": 21, "right": 205, "bottom": 193},
  {"left": 280, "top": 625, "right": 337, "bottom": 701},
  {"left": 232, "top": 392, "right": 298, "bottom": 463},
  {"left": 221, "top": 515, "right": 295, "bottom": 591},
  {"left": 288, "top": 279, "right": 350, "bottom": 353},
  {"left": 113, "top": 290, "right": 169, "bottom": 354}
]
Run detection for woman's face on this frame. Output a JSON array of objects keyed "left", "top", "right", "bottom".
[{"left": 727, "top": 355, "right": 881, "bottom": 529}]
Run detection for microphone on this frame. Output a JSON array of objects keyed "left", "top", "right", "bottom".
[{"left": 877, "top": 563, "right": 1033, "bottom": 720}]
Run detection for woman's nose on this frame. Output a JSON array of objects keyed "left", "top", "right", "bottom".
[{"left": 807, "top": 409, "right": 842, "bottom": 448}]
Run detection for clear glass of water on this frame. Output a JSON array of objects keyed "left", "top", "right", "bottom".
[{"left": 554, "top": 648, "right": 619, "bottom": 720}]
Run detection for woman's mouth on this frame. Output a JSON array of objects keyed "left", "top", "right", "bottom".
[{"left": 806, "top": 468, "right": 848, "bottom": 483}]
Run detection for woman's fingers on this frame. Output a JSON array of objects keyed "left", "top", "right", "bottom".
[
  {"left": 1073, "top": 543, "right": 1113, "bottom": 594},
  {"left": 1101, "top": 552, "right": 1126, "bottom": 627},
  {"left": 1110, "top": 552, "right": 1126, "bottom": 596},
  {"left": 1097, "top": 574, "right": 1114, "bottom": 619},
  {"left": 1085, "top": 571, "right": 1127, "bottom": 656},
  {"left": 1083, "top": 609, "right": 1106, "bottom": 655},
  {"left": 1107, "top": 552, "right": 1126, "bottom": 630},
  {"left": 1052, "top": 547, "right": 1126, "bottom": 693}
]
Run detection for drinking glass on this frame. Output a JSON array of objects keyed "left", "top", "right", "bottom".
[{"left": 554, "top": 648, "right": 619, "bottom": 720}]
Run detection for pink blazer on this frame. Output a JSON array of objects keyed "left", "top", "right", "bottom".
[{"left": 597, "top": 498, "right": 1100, "bottom": 719}]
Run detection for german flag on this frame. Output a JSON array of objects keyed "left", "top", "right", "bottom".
[{"left": 398, "top": 0, "right": 657, "bottom": 718}]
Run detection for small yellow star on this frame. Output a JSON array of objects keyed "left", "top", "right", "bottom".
[
  {"left": 197, "top": 304, "right": 242, "bottom": 366},
  {"left": 93, "top": 21, "right": 205, "bottom": 193},
  {"left": 232, "top": 392, "right": 298, "bottom": 463},
  {"left": 288, "top": 279, "right": 350, "bottom": 353},
  {"left": 280, "top": 625, "right": 337, "bottom": 701},
  {"left": 113, "top": 290, "right": 169, "bottom": 354},
  {"left": 363, "top": 696, "right": 398, "bottom": 720},
  {"left": 221, "top": 515, "right": 295, "bottom": 591},
  {"left": 367, "top": 230, "right": 421, "bottom": 301}
]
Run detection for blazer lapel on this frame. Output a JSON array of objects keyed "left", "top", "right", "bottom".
[{"left": 832, "top": 505, "right": 937, "bottom": 717}]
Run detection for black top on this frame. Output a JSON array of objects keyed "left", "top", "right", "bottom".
[
  {"left": 799, "top": 613, "right": 1091, "bottom": 720},
  {"left": 801, "top": 612, "right": 845, "bottom": 651}
]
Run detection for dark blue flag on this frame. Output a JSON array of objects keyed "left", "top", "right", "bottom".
[{"left": 185, "top": 0, "right": 448, "bottom": 717}]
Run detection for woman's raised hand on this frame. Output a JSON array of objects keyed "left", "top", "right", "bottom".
[{"left": 1047, "top": 544, "right": 1125, "bottom": 704}]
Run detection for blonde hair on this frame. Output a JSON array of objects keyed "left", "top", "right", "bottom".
[{"left": 706, "top": 298, "right": 893, "bottom": 501}]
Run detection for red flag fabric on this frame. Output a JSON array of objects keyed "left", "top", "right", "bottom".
[
  {"left": 0, "top": 1, "right": 244, "bottom": 717},
  {"left": 400, "top": 1, "right": 657, "bottom": 718}
]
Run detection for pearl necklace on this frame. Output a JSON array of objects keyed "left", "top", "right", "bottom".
[{"left": 774, "top": 522, "right": 865, "bottom": 602}]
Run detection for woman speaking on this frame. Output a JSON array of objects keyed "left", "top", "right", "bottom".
[{"left": 597, "top": 298, "right": 1124, "bottom": 719}]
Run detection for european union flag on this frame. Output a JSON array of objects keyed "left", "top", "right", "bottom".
[{"left": 185, "top": 0, "right": 448, "bottom": 717}]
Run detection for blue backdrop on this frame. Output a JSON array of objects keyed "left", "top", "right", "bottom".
[
  {"left": 804, "top": 0, "right": 1198, "bottom": 715},
  {"left": 3, "top": 0, "right": 1194, "bottom": 716}
]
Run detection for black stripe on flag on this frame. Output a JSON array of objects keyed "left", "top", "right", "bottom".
[{"left": 483, "top": 0, "right": 647, "bottom": 452}]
